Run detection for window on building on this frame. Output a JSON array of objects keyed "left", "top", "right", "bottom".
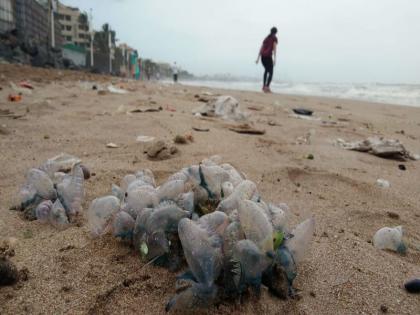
[
  {"left": 59, "top": 14, "right": 64, "bottom": 20},
  {"left": 61, "top": 25, "right": 65, "bottom": 30},
  {"left": 66, "top": 25, "right": 72, "bottom": 31},
  {"left": 79, "top": 34, "right": 84, "bottom": 39},
  {"left": 65, "top": 15, "right": 71, "bottom": 21},
  {"left": 66, "top": 36, "right": 72, "bottom": 41}
]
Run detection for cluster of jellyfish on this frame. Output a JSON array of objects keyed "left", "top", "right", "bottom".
[
  {"left": 88, "top": 156, "right": 315, "bottom": 312},
  {"left": 16, "top": 154, "right": 87, "bottom": 228}
]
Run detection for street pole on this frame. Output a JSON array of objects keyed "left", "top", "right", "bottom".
[
  {"left": 108, "top": 28, "right": 112, "bottom": 74},
  {"left": 89, "top": 9, "right": 94, "bottom": 67},
  {"left": 50, "top": 0, "right": 55, "bottom": 48}
]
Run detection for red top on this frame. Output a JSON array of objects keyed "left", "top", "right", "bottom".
[{"left": 260, "top": 35, "right": 278, "bottom": 57}]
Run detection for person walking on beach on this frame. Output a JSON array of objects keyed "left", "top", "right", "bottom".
[
  {"left": 172, "top": 62, "right": 179, "bottom": 83},
  {"left": 256, "top": 27, "right": 278, "bottom": 93}
]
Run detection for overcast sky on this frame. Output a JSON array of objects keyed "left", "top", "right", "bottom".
[{"left": 61, "top": 0, "right": 420, "bottom": 83}]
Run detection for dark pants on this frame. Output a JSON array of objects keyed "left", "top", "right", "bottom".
[
  {"left": 261, "top": 56, "right": 274, "bottom": 87},
  {"left": 173, "top": 74, "right": 178, "bottom": 83}
]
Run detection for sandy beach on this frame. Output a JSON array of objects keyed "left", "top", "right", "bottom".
[{"left": 0, "top": 64, "right": 420, "bottom": 314}]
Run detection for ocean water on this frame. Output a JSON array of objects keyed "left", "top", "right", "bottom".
[{"left": 181, "top": 80, "right": 420, "bottom": 107}]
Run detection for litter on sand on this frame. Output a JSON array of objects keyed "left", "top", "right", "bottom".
[
  {"left": 107, "top": 85, "right": 128, "bottom": 94},
  {"left": 19, "top": 81, "right": 34, "bottom": 90},
  {"left": 136, "top": 135, "right": 155, "bottom": 143},
  {"left": 193, "top": 95, "right": 248, "bottom": 121},
  {"left": 14, "top": 153, "right": 87, "bottom": 227},
  {"left": 88, "top": 156, "right": 315, "bottom": 312},
  {"left": 296, "top": 129, "right": 316, "bottom": 145},
  {"left": 336, "top": 137, "right": 419, "bottom": 161},
  {"left": 293, "top": 108, "right": 313, "bottom": 116},
  {"left": 106, "top": 143, "right": 120, "bottom": 148},
  {"left": 376, "top": 179, "right": 390, "bottom": 188},
  {"left": 290, "top": 113, "right": 321, "bottom": 121},
  {"left": 192, "top": 126, "right": 210, "bottom": 132},
  {"left": 8, "top": 94, "right": 22, "bottom": 102},
  {"left": 130, "top": 107, "right": 162, "bottom": 113},
  {"left": 228, "top": 123, "right": 266, "bottom": 135}
]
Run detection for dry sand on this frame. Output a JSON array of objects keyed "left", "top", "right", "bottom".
[{"left": 0, "top": 64, "right": 419, "bottom": 314}]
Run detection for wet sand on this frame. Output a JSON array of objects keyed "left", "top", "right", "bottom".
[{"left": 0, "top": 64, "right": 420, "bottom": 314}]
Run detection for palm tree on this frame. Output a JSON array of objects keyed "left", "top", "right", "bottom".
[{"left": 93, "top": 23, "right": 116, "bottom": 53}]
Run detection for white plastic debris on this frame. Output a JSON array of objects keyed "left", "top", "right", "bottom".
[
  {"left": 136, "top": 135, "right": 155, "bottom": 143},
  {"left": 107, "top": 85, "right": 128, "bottom": 94},
  {"left": 376, "top": 179, "right": 390, "bottom": 188},
  {"left": 106, "top": 143, "right": 119, "bottom": 148},
  {"left": 373, "top": 226, "right": 406, "bottom": 254},
  {"left": 336, "top": 137, "right": 417, "bottom": 161},
  {"left": 193, "top": 95, "right": 248, "bottom": 121}
]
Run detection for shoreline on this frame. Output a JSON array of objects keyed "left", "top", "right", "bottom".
[{"left": 179, "top": 79, "right": 420, "bottom": 108}]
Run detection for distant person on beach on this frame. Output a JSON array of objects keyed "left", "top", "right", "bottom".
[
  {"left": 131, "top": 50, "right": 140, "bottom": 80},
  {"left": 256, "top": 27, "right": 278, "bottom": 93},
  {"left": 172, "top": 62, "right": 179, "bottom": 83}
]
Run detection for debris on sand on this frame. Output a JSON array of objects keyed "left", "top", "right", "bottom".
[
  {"left": 8, "top": 94, "right": 22, "bottom": 102},
  {"left": 136, "top": 135, "right": 155, "bottom": 143},
  {"left": 145, "top": 140, "right": 178, "bottom": 160},
  {"left": 376, "top": 179, "right": 390, "bottom": 188},
  {"left": 290, "top": 113, "right": 321, "bottom": 121},
  {"left": 19, "top": 81, "right": 34, "bottom": 90},
  {"left": 88, "top": 156, "right": 315, "bottom": 312},
  {"left": 106, "top": 143, "right": 119, "bottom": 148},
  {"left": 296, "top": 129, "right": 316, "bottom": 145},
  {"left": 336, "top": 137, "right": 419, "bottom": 161},
  {"left": 228, "top": 123, "right": 266, "bottom": 135},
  {"left": 130, "top": 108, "right": 162, "bottom": 113},
  {"left": 193, "top": 95, "right": 248, "bottom": 121},
  {"left": 107, "top": 85, "right": 128, "bottom": 94},
  {"left": 293, "top": 108, "right": 313, "bottom": 116},
  {"left": 14, "top": 154, "right": 88, "bottom": 227},
  {"left": 192, "top": 126, "right": 210, "bottom": 132}
]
